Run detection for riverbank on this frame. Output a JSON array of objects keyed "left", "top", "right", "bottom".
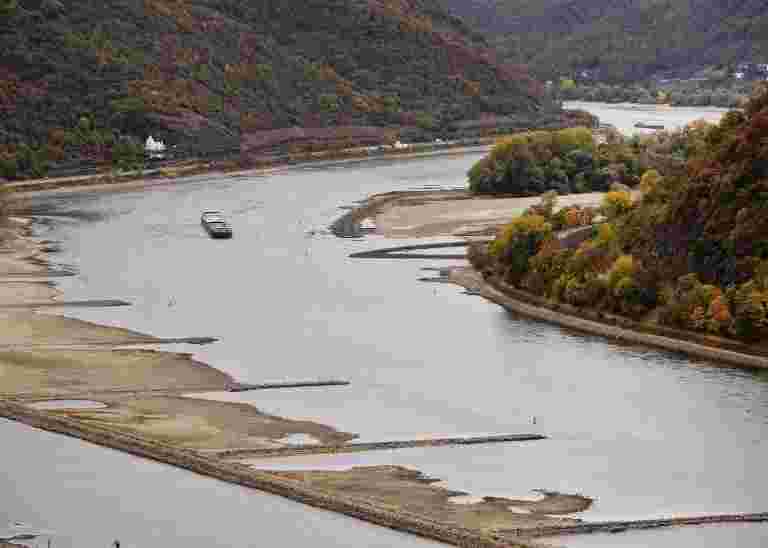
[
  {"left": 346, "top": 189, "right": 768, "bottom": 370},
  {"left": 5, "top": 142, "right": 492, "bottom": 197},
  {"left": 450, "top": 264, "right": 768, "bottom": 370}
]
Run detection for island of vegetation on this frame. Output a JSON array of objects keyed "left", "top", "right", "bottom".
[{"left": 467, "top": 84, "right": 768, "bottom": 357}]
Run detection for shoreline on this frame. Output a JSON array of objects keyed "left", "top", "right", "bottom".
[
  {"left": 0, "top": 400, "right": 534, "bottom": 548},
  {"left": 450, "top": 262, "right": 768, "bottom": 370},
  {"left": 6, "top": 143, "right": 491, "bottom": 198},
  {"left": 341, "top": 189, "right": 768, "bottom": 370}
]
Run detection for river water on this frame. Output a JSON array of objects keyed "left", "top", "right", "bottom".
[
  {"left": 564, "top": 101, "right": 729, "bottom": 134},
  {"left": 4, "top": 107, "right": 767, "bottom": 547}
]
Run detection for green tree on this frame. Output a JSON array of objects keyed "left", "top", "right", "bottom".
[
  {"left": 304, "top": 62, "right": 321, "bottom": 81},
  {"left": 383, "top": 95, "right": 400, "bottom": 114},
  {"left": 415, "top": 112, "right": 435, "bottom": 130},
  {"left": 252, "top": 63, "right": 273, "bottom": 81},
  {"left": 319, "top": 94, "right": 338, "bottom": 113},
  {"left": 0, "top": 0, "right": 18, "bottom": 18}
]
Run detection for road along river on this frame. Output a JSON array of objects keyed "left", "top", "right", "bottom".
[{"left": 3, "top": 107, "right": 767, "bottom": 547}]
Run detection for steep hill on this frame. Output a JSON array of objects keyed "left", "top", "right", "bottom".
[
  {"left": 0, "top": 0, "right": 563, "bottom": 178},
  {"left": 477, "top": 84, "right": 768, "bottom": 342},
  {"left": 439, "top": 0, "right": 768, "bottom": 82}
]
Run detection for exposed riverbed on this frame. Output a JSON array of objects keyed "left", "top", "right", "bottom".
[{"left": 4, "top": 105, "right": 767, "bottom": 547}]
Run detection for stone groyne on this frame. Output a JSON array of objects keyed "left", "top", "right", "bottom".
[
  {"left": 2, "top": 391, "right": 765, "bottom": 546},
  {"left": 226, "top": 379, "right": 351, "bottom": 392},
  {"left": 218, "top": 433, "right": 547, "bottom": 460},
  {"left": 349, "top": 241, "right": 475, "bottom": 260},
  {"left": 0, "top": 400, "right": 538, "bottom": 548},
  {"left": 0, "top": 299, "right": 132, "bottom": 309},
  {"left": 523, "top": 512, "right": 768, "bottom": 537}
]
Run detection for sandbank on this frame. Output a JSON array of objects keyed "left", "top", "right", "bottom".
[
  {"left": 49, "top": 394, "right": 355, "bottom": 451},
  {"left": 342, "top": 190, "right": 606, "bottom": 238},
  {"left": 269, "top": 466, "right": 589, "bottom": 535}
]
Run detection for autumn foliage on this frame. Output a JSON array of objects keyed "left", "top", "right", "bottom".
[{"left": 483, "top": 85, "right": 768, "bottom": 342}]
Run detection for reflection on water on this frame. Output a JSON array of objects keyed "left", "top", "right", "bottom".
[{"left": 11, "top": 113, "right": 768, "bottom": 547}]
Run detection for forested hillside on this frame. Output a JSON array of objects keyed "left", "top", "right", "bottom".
[
  {"left": 0, "top": 0, "right": 562, "bottom": 178},
  {"left": 476, "top": 84, "right": 768, "bottom": 342},
  {"left": 439, "top": 0, "right": 768, "bottom": 82}
]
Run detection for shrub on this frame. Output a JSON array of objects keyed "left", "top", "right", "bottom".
[
  {"left": 552, "top": 127, "right": 594, "bottom": 154},
  {"left": 639, "top": 169, "right": 662, "bottom": 195},
  {"left": 601, "top": 190, "right": 633, "bottom": 220},
  {"left": 111, "top": 137, "right": 144, "bottom": 171},
  {"left": 0, "top": 155, "right": 18, "bottom": 180},
  {"left": 319, "top": 94, "right": 338, "bottom": 113},
  {"left": 490, "top": 214, "right": 552, "bottom": 284},
  {"left": 415, "top": 112, "right": 435, "bottom": 130},
  {"left": 0, "top": 0, "right": 18, "bottom": 17}
]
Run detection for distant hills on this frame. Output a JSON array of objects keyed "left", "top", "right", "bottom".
[
  {"left": 439, "top": 0, "right": 768, "bottom": 82},
  {"left": 0, "top": 0, "right": 567, "bottom": 176}
]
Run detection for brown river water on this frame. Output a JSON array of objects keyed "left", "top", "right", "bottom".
[{"left": 3, "top": 105, "right": 767, "bottom": 548}]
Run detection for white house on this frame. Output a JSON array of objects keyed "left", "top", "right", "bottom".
[{"left": 145, "top": 136, "right": 167, "bottom": 153}]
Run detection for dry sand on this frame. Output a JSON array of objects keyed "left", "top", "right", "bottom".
[
  {"left": 371, "top": 191, "right": 606, "bottom": 238},
  {"left": 0, "top": 217, "right": 54, "bottom": 277},
  {"left": 52, "top": 395, "right": 355, "bottom": 451},
  {"left": 269, "top": 466, "right": 590, "bottom": 535},
  {"left": 0, "top": 311, "right": 158, "bottom": 348},
  {"left": 0, "top": 348, "right": 232, "bottom": 398}
]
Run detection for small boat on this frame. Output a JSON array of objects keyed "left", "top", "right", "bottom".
[
  {"left": 634, "top": 120, "right": 665, "bottom": 130},
  {"left": 201, "top": 210, "right": 232, "bottom": 239}
]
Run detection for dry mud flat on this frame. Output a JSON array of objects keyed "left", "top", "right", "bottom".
[
  {"left": 267, "top": 466, "right": 591, "bottom": 535},
  {"left": 367, "top": 191, "right": 606, "bottom": 238},
  {"left": 51, "top": 394, "right": 355, "bottom": 451}
]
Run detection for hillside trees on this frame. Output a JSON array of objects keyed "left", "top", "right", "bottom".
[
  {"left": 468, "top": 127, "right": 641, "bottom": 195},
  {"left": 440, "top": 0, "right": 768, "bottom": 84},
  {"left": 0, "top": 0, "right": 559, "bottom": 178},
  {"left": 480, "top": 84, "right": 768, "bottom": 342}
]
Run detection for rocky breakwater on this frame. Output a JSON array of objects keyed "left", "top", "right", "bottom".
[
  {"left": 0, "top": 400, "right": 541, "bottom": 548},
  {"left": 218, "top": 433, "right": 548, "bottom": 459}
]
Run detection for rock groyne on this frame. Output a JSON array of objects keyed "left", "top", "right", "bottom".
[
  {"left": 219, "top": 433, "right": 548, "bottom": 459},
  {"left": 522, "top": 512, "right": 768, "bottom": 537},
  {"left": 0, "top": 400, "right": 537, "bottom": 548},
  {"left": 226, "top": 379, "right": 351, "bottom": 392}
]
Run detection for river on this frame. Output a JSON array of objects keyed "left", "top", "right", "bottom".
[
  {"left": 3, "top": 106, "right": 767, "bottom": 548},
  {"left": 564, "top": 101, "right": 729, "bottom": 134}
]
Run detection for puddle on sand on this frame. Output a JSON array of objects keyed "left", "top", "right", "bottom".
[
  {"left": 28, "top": 400, "right": 107, "bottom": 411},
  {"left": 280, "top": 433, "right": 321, "bottom": 446}
]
